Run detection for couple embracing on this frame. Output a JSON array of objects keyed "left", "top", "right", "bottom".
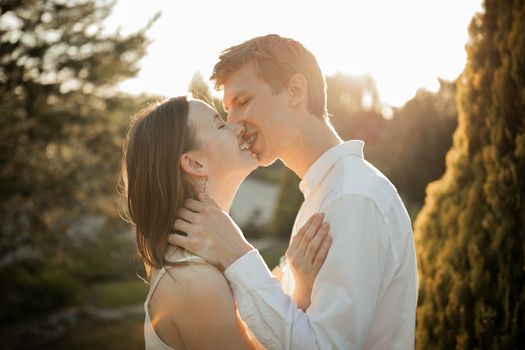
[{"left": 121, "top": 34, "right": 418, "bottom": 350}]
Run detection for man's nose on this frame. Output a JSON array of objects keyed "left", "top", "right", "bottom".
[{"left": 226, "top": 108, "right": 241, "bottom": 124}]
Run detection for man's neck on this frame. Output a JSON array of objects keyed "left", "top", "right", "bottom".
[{"left": 280, "top": 117, "right": 343, "bottom": 179}]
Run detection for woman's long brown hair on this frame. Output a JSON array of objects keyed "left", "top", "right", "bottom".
[{"left": 119, "top": 96, "right": 196, "bottom": 271}]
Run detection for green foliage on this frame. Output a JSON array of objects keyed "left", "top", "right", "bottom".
[
  {"left": 66, "top": 223, "right": 139, "bottom": 282},
  {"left": 414, "top": 1, "right": 525, "bottom": 348},
  {"left": 259, "top": 239, "right": 289, "bottom": 270},
  {"left": 0, "top": 260, "right": 81, "bottom": 324},
  {"left": 271, "top": 168, "right": 303, "bottom": 240},
  {"left": 0, "top": 0, "right": 156, "bottom": 326},
  {"left": 82, "top": 279, "right": 147, "bottom": 309},
  {"left": 385, "top": 81, "right": 457, "bottom": 205}
]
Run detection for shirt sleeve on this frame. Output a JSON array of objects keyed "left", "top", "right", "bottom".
[{"left": 224, "top": 195, "right": 391, "bottom": 350}]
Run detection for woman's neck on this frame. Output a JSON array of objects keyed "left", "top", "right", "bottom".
[{"left": 195, "top": 175, "right": 241, "bottom": 213}]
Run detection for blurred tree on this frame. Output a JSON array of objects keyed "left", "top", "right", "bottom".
[
  {"left": 189, "top": 70, "right": 228, "bottom": 119},
  {"left": 384, "top": 80, "right": 457, "bottom": 207},
  {"left": 414, "top": 0, "right": 525, "bottom": 348},
  {"left": 326, "top": 72, "right": 384, "bottom": 142},
  {"left": 188, "top": 71, "right": 211, "bottom": 101},
  {"left": 270, "top": 169, "right": 302, "bottom": 240},
  {"left": 0, "top": 0, "right": 156, "bottom": 326},
  {"left": 327, "top": 72, "right": 382, "bottom": 115}
]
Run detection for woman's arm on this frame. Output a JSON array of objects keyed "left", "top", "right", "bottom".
[
  {"left": 271, "top": 265, "right": 283, "bottom": 281},
  {"left": 153, "top": 263, "right": 256, "bottom": 350}
]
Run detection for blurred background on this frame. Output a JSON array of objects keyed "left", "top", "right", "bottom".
[{"left": 1, "top": 0, "right": 523, "bottom": 349}]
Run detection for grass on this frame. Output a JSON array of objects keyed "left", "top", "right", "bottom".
[{"left": 35, "top": 279, "right": 148, "bottom": 350}]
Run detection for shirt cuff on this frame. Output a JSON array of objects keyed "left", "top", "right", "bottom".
[{"left": 224, "top": 249, "right": 274, "bottom": 289}]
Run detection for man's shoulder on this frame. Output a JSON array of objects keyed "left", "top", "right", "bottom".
[{"left": 321, "top": 157, "right": 401, "bottom": 216}]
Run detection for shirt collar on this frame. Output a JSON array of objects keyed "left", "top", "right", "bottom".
[{"left": 299, "top": 140, "right": 364, "bottom": 196}]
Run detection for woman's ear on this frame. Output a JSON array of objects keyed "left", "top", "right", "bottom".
[
  {"left": 288, "top": 73, "right": 308, "bottom": 108},
  {"left": 180, "top": 152, "right": 207, "bottom": 178}
]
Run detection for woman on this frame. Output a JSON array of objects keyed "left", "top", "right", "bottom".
[{"left": 121, "top": 96, "right": 331, "bottom": 349}]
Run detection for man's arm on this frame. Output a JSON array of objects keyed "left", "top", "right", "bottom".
[{"left": 224, "top": 195, "right": 390, "bottom": 349}]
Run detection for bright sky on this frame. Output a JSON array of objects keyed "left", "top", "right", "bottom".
[{"left": 107, "top": 0, "right": 482, "bottom": 107}]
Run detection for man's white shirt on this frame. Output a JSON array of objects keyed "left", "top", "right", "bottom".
[{"left": 225, "top": 140, "right": 418, "bottom": 350}]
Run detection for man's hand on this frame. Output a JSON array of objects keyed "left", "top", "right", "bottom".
[{"left": 167, "top": 193, "right": 254, "bottom": 270}]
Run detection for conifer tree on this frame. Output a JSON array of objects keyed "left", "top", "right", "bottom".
[
  {"left": 414, "top": 1, "right": 525, "bottom": 348},
  {"left": 0, "top": 0, "right": 155, "bottom": 324}
]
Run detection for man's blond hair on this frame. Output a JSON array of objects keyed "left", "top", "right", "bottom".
[{"left": 211, "top": 34, "right": 327, "bottom": 118}]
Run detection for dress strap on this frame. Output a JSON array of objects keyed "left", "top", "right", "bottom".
[
  {"left": 147, "top": 267, "right": 168, "bottom": 301},
  {"left": 147, "top": 254, "right": 206, "bottom": 297},
  {"left": 171, "top": 255, "right": 206, "bottom": 264}
]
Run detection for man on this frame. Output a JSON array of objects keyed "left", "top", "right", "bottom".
[{"left": 169, "top": 34, "right": 418, "bottom": 349}]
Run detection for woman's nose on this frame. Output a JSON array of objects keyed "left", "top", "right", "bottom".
[
  {"left": 227, "top": 109, "right": 240, "bottom": 124},
  {"left": 231, "top": 122, "right": 245, "bottom": 137}
]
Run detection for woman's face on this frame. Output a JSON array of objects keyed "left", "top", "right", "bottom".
[{"left": 188, "top": 99, "right": 258, "bottom": 181}]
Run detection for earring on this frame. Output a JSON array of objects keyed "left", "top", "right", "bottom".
[{"left": 203, "top": 177, "right": 208, "bottom": 195}]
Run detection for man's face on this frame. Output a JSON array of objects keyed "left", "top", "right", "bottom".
[{"left": 223, "top": 63, "right": 291, "bottom": 166}]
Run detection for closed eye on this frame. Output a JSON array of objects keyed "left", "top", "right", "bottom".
[{"left": 214, "top": 114, "right": 226, "bottom": 129}]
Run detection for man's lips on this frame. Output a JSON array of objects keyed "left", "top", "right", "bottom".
[{"left": 239, "top": 133, "right": 257, "bottom": 152}]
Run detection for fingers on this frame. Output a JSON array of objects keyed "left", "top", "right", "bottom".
[
  {"left": 173, "top": 218, "right": 193, "bottom": 236},
  {"left": 168, "top": 219, "right": 200, "bottom": 253},
  {"left": 288, "top": 213, "right": 321, "bottom": 254},
  {"left": 305, "top": 222, "right": 330, "bottom": 263},
  {"left": 297, "top": 213, "right": 324, "bottom": 255},
  {"left": 184, "top": 198, "right": 207, "bottom": 212},
  {"left": 298, "top": 213, "right": 321, "bottom": 239},
  {"left": 313, "top": 233, "right": 332, "bottom": 269},
  {"left": 167, "top": 229, "right": 191, "bottom": 250},
  {"left": 177, "top": 207, "right": 198, "bottom": 223}
]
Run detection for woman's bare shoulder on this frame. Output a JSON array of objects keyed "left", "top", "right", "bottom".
[
  {"left": 150, "top": 263, "right": 255, "bottom": 349},
  {"left": 155, "top": 262, "right": 232, "bottom": 308}
]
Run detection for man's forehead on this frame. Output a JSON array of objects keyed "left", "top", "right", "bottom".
[{"left": 224, "top": 64, "right": 260, "bottom": 93}]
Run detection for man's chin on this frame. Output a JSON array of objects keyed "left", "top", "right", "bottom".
[{"left": 257, "top": 154, "right": 278, "bottom": 167}]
